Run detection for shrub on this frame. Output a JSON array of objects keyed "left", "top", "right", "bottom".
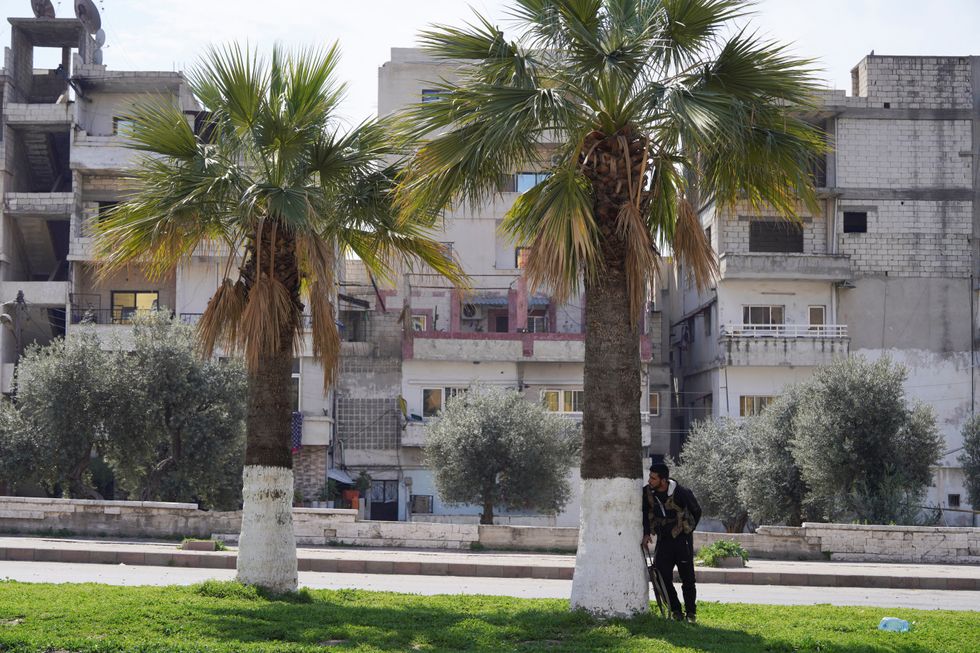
[{"left": 696, "top": 539, "right": 749, "bottom": 567}]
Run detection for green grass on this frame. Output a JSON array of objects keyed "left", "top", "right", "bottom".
[{"left": 0, "top": 580, "right": 977, "bottom": 652}]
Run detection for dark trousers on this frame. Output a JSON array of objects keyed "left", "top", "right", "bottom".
[{"left": 654, "top": 534, "right": 696, "bottom": 615}]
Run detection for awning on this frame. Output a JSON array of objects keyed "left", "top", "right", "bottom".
[
  {"left": 327, "top": 468, "right": 355, "bottom": 485},
  {"left": 468, "top": 294, "right": 551, "bottom": 307}
]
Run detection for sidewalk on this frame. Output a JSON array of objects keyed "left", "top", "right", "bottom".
[{"left": 2, "top": 535, "right": 979, "bottom": 590}]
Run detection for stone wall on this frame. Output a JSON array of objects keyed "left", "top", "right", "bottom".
[
  {"left": 2, "top": 497, "right": 978, "bottom": 563},
  {"left": 293, "top": 446, "right": 328, "bottom": 502}
]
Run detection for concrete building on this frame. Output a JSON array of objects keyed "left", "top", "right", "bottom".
[
  {"left": 0, "top": 11, "right": 336, "bottom": 502},
  {"left": 669, "top": 55, "right": 979, "bottom": 525},
  {"left": 349, "top": 48, "right": 673, "bottom": 525}
]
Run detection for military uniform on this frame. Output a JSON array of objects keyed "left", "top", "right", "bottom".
[{"left": 642, "top": 478, "right": 702, "bottom": 618}]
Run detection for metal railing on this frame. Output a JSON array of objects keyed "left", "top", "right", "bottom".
[
  {"left": 70, "top": 307, "right": 169, "bottom": 325},
  {"left": 720, "top": 323, "right": 848, "bottom": 338}
]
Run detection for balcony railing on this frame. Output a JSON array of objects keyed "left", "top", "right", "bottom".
[
  {"left": 720, "top": 324, "right": 848, "bottom": 338},
  {"left": 70, "top": 307, "right": 171, "bottom": 325}
]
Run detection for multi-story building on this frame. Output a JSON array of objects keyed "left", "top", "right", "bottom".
[
  {"left": 669, "top": 54, "right": 978, "bottom": 524},
  {"left": 346, "top": 48, "right": 674, "bottom": 525},
  {"left": 0, "top": 10, "right": 336, "bottom": 501}
]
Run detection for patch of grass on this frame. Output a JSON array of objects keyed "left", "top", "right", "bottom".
[{"left": 0, "top": 580, "right": 977, "bottom": 652}]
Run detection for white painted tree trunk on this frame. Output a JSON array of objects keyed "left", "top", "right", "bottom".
[
  {"left": 236, "top": 465, "right": 298, "bottom": 594},
  {"left": 570, "top": 477, "right": 649, "bottom": 617}
]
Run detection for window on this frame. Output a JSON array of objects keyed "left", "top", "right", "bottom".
[
  {"left": 370, "top": 480, "right": 399, "bottom": 503},
  {"left": 422, "top": 388, "right": 442, "bottom": 417},
  {"left": 703, "top": 308, "right": 712, "bottom": 337},
  {"left": 649, "top": 391, "right": 660, "bottom": 417},
  {"left": 422, "top": 387, "right": 467, "bottom": 417},
  {"left": 113, "top": 117, "right": 135, "bottom": 135},
  {"left": 290, "top": 358, "right": 301, "bottom": 413},
  {"left": 843, "top": 211, "right": 868, "bottom": 233},
  {"left": 421, "top": 89, "right": 442, "bottom": 103},
  {"left": 527, "top": 313, "right": 549, "bottom": 333},
  {"left": 749, "top": 221, "right": 804, "bottom": 253},
  {"left": 948, "top": 494, "right": 961, "bottom": 508},
  {"left": 515, "top": 171, "right": 549, "bottom": 193},
  {"left": 704, "top": 226, "right": 712, "bottom": 250},
  {"left": 411, "top": 315, "right": 427, "bottom": 332},
  {"left": 542, "top": 389, "right": 584, "bottom": 413},
  {"left": 97, "top": 201, "right": 118, "bottom": 222},
  {"left": 739, "top": 395, "right": 775, "bottom": 417},
  {"left": 742, "top": 305, "right": 784, "bottom": 326},
  {"left": 411, "top": 494, "right": 434, "bottom": 514},
  {"left": 808, "top": 305, "right": 826, "bottom": 328},
  {"left": 515, "top": 247, "right": 531, "bottom": 269},
  {"left": 111, "top": 291, "right": 158, "bottom": 323}
]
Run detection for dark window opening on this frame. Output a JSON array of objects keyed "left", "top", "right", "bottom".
[
  {"left": 97, "top": 201, "right": 118, "bottom": 221},
  {"left": 843, "top": 211, "right": 868, "bottom": 233},
  {"left": 749, "top": 221, "right": 804, "bottom": 253},
  {"left": 948, "top": 494, "right": 960, "bottom": 508},
  {"left": 410, "top": 494, "right": 433, "bottom": 514}
]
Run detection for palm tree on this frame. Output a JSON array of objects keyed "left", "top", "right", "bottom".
[
  {"left": 396, "top": 0, "right": 823, "bottom": 616},
  {"left": 95, "top": 44, "right": 461, "bottom": 593}
]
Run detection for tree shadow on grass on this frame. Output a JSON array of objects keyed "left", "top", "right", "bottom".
[{"left": 189, "top": 592, "right": 948, "bottom": 653}]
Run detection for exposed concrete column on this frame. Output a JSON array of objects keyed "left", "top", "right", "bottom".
[
  {"left": 514, "top": 275, "right": 528, "bottom": 331},
  {"left": 449, "top": 288, "right": 461, "bottom": 333}
]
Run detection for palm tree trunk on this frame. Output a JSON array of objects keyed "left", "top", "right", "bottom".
[
  {"left": 569, "top": 257, "right": 649, "bottom": 617},
  {"left": 571, "top": 131, "right": 650, "bottom": 617},
  {"left": 236, "top": 331, "right": 298, "bottom": 593},
  {"left": 236, "top": 232, "right": 301, "bottom": 594}
]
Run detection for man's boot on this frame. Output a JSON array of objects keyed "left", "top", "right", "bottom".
[
  {"left": 672, "top": 611, "right": 684, "bottom": 621},
  {"left": 685, "top": 614, "right": 697, "bottom": 625}
]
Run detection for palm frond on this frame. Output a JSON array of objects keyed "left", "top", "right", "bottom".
[
  {"left": 673, "top": 197, "right": 718, "bottom": 291},
  {"left": 197, "top": 278, "right": 246, "bottom": 357},
  {"left": 239, "top": 275, "right": 301, "bottom": 370}
]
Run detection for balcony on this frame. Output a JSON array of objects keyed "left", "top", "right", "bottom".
[
  {"left": 718, "top": 252, "right": 852, "bottom": 281},
  {"left": 0, "top": 281, "right": 68, "bottom": 306},
  {"left": 720, "top": 323, "right": 850, "bottom": 367},
  {"left": 4, "top": 102, "right": 72, "bottom": 128},
  {"left": 402, "top": 415, "right": 650, "bottom": 447},
  {"left": 3, "top": 192, "right": 73, "bottom": 218},
  {"left": 409, "top": 332, "right": 585, "bottom": 363},
  {"left": 70, "top": 134, "right": 139, "bottom": 173}
]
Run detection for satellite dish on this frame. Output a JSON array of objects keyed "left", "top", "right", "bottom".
[
  {"left": 92, "top": 48, "right": 103, "bottom": 65},
  {"left": 31, "top": 0, "right": 56, "bottom": 18},
  {"left": 94, "top": 28, "right": 106, "bottom": 47},
  {"left": 74, "top": 0, "right": 102, "bottom": 34}
]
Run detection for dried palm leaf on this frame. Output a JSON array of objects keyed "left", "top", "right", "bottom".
[
  {"left": 197, "top": 278, "right": 246, "bottom": 357},
  {"left": 674, "top": 197, "right": 719, "bottom": 292},
  {"left": 239, "top": 274, "right": 298, "bottom": 371}
]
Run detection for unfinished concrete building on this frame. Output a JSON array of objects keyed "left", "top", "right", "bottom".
[{"left": 669, "top": 55, "right": 979, "bottom": 524}]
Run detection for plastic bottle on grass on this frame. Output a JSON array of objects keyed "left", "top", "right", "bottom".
[{"left": 878, "top": 617, "right": 910, "bottom": 633}]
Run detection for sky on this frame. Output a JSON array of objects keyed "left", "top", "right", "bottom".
[{"left": 2, "top": 0, "right": 979, "bottom": 124}]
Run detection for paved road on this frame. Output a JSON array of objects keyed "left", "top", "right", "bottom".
[{"left": 3, "top": 561, "right": 979, "bottom": 611}]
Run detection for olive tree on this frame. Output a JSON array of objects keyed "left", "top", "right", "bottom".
[
  {"left": 791, "top": 355, "right": 942, "bottom": 524},
  {"left": 957, "top": 415, "right": 980, "bottom": 512},
  {"left": 424, "top": 386, "right": 580, "bottom": 524},
  {"left": 101, "top": 313, "right": 248, "bottom": 510},
  {"left": 672, "top": 418, "right": 750, "bottom": 532}
]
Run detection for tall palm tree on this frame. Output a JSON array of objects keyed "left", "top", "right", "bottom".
[
  {"left": 396, "top": 0, "right": 823, "bottom": 616},
  {"left": 95, "top": 44, "right": 460, "bottom": 593}
]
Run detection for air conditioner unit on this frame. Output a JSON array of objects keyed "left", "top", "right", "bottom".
[{"left": 462, "top": 303, "right": 478, "bottom": 318}]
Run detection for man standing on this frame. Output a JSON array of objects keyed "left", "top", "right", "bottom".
[{"left": 642, "top": 462, "right": 701, "bottom": 623}]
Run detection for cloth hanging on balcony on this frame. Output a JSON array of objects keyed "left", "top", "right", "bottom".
[{"left": 290, "top": 411, "right": 303, "bottom": 454}]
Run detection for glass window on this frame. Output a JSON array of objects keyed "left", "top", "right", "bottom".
[
  {"left": 421, "top": 89, "right": 442, "bottom": 103},
  {"left": 808, "top": 305, "right": 826, "bottom": 327},
  {"left": 111, "top": 291, "right": 159, "bottom": 324},
  {"left": 113, "top": 117, "right": 135, "bottom": 135},
  {"left": 739, "top": 395, "right": 775, "bottom": 417},
  {"left": 542, "top": 390, "right": 560, "bottom": 412},
  {"left": 743, "top": 305, "right": 785, "bottom": 326},
  {"left": 515, "top": 247, "right": 531, "bottom": 269},
  {"left": 290, "top": 358, "right": 301, "bottom": 413},
  {"left": 515, "top": 172, "right": 549, "bottom": 194},
  {"left": 411, "top": 495, "right": 434, "bottom": 513},
  {"left": 563, "top": 390, "right": 584, "bottom": 413},
  {"left": 649, "top": 391, "right": 660, "bottom": 417},
  {"left": 422, "top": 388, "right": 443, "bottom": 417},
  {"left": 411, "top": 315, "right": 427, "bottom": 332}
]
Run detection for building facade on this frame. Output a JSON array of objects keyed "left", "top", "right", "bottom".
[
  {"left": 0, "top": 12, "right": 336, "bottom": 502},
  {"left": 669, "top": 55, "right": 979, "bottom": 524}
]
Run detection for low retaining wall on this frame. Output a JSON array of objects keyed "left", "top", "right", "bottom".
[
  {"left": 794, "top": 522, "right": 980, "bottom": 564},
  {"left": 2, "top": 497, "right": 978, "bottom": 563}
]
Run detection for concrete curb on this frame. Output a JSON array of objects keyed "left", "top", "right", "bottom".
[{"left": 2, "top": 543, "right": 978, "bottom": 591}]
